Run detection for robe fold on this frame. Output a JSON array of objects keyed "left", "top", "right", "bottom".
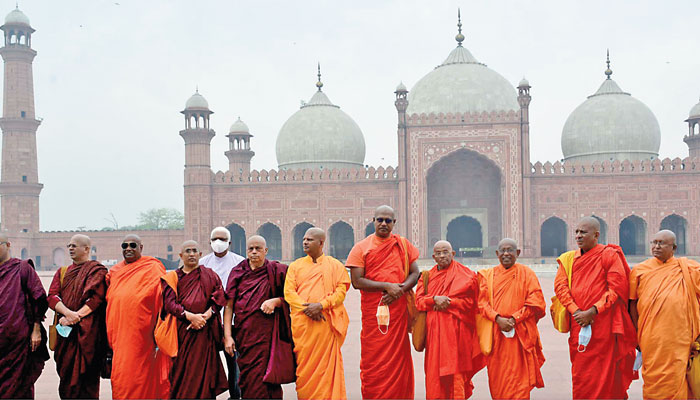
[
  {"left": 630, "top": 256, "right": 700, "bottom": 400},
  {"left": 48, "top": 260, "right": 108, "bottom": 399},
  {"left": 346, "top": 233, "right": 418, "bottom": 400},
  {"left": 226, "top": 258, "right": 288, "bottom": 399},
  {"left": 415, "top": 260, "right": 485, "bottom": 400},
  {"left": 0, "top": 258, "right": 49, "bottom": 399},
  {"left": 553, "top": 244, "right": 637, "bottom": 400},
  {"left": 478, "top": 263, "right": 546, "bottom": 400},
  {"left": 284, "top": 254, "right": 351, "bottom": 400},
  {"left": 106, "top": 256, "right": 170, "bottom": 400},
  {"left": 162, "top": 266, "right": 228, "bottom": 399}
]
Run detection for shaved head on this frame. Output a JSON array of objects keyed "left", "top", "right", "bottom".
[
  {"left": 71, "top": 234, "right": 91, "bottom": 247},
  {"left": 651, "top": 230, "right": 677, "bottom": 263},
  {"left": 374, "top": 205, "right": 396, "bottom": 238},
  {"left": 374, "top": 205, "right": 395, "bottom": 218},
  {"left": 303, "top": 227, "right": 325, "bottom": 259},
  {"left": 123, "top": 234, "right": 142, "bottom": 244},
  {"left": 181, "top": 239, "right": 199, "bottom": 252},
  {"left": 121, "top": 234, "right": 143, "bottom": 264},
  {"left": 496, "top": 238, "right": 520, "bottom": 268},
  {"left": 180, "top": 240, "right": 201, "bottom": 268},
  {"left": 578, "top": 217, "right": 600, "bottom": 233},
  {"left": 247, "top": 235, "right": 268, "bottom": 268},
  {"left": 657, "top": 229, "right": 676, "bottom": 245},
  {"left": 432, "top": 240, "right": 455, "bottom": 269},
  {"left": 247, "top": 235, "right": 267, "bottom": 248},
  {"left": 497, "top": 238, "right": 518, "bottom": 250},
  {"left": 433, "top": 240, "right": 453, "bottom": 252},
  {"left": 305, "top": 227, "right": 326, "bottom": 241}
]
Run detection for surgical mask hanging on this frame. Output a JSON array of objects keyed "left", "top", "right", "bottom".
[
  {"left": 376, "top": 301, "right": 390, "bottom": 335},
  {"left": 56, "top": 324, "right": 72, "bottom": 338},
  {"left": 577, "top": 325, "right": 592, "bottom": 352},
  {"left": 501, "top": 328, "right": 515, "bottom": 338},
  {"left": 211, "top": 239, "right": 229, "bottom": 253},
  {"left": 633, "top": 351, "right": 643, "bottom": 371}
]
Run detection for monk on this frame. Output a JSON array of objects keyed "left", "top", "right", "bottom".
[
  {"left": 630, "top": 230, "right": 700, "bottom": 399},
  {"left": 478, "top": 238, "right": 546, "bottom": 399},
  {"left": 416, "top": 240, "right": 484, "bottom": 399},
  {"left": 162, "top": 240, "right": 228, "bottom": 399},
  {"left": 284, "top": 227, "right": 350, "bottom": 400},
  {"left": 0, "top": 233, "right": 49, "bottom": 399},
  {"left": 553, "top": 217, "right": 637, "bottom": 399},
  {"left": 346, "top": 205, "right": 420, "bottom": 399},
  {"left": 106, "top": 234, "right": 170, "bottom": 399},
  {"left": 224, "top": 235, "right": 289, "bottom": 399},
  {"left": 48, "top": 234, "right": 108, "bottom": 399}
]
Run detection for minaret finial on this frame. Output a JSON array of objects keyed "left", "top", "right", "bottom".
[
  {"left": 195, "top": 85, "right": 199, "bottom": 93},
  {"left": 455, "top": 8, "right": 465, "bottom": 46},
  {"left": 605, "top": 49, "right": 613, "bottom": 80},
  {"left": 316, "top": 62, "right": 323, "bottom": 91}
]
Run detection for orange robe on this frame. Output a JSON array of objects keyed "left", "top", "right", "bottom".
[
  {"left": 630, "top": 256, "right": 700, "bottom": 399},
  {"left": 284, "top": 254, "right": 351, "bottom": 400},
  {"left": 346, "top": 233, "right": 418, "bottom": 399},
  {"left": 553, "top": 244, "right": 637, "bottom": 400},
  {"left": 478, "top": 263, "right": 546, "bottom": 399},
  {"left": 106, "top": 256, "right": 170, "bottom": 399},
  {"left": 415, "top": 260, "right": 485, "bottom": 400}
]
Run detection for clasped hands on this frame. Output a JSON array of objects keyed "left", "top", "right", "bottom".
[
  {"left": 432, "top": 295, "right": 451, "bottom": 311},
  {"left": 58, "top": 309, "right": 81, "bottom": 326},
  {"left": 185, "top": 309, "right": 213, "bottom": 330},
  {"left": 381, "top": 282, "right": 407, "bottom": 305},
  {"left": 572, "top": 306, "right": 597, "bottom": 327},
  {"left": 495, "top": 315, "right": 516, "bottom": 332}
]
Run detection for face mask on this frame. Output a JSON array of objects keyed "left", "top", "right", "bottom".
[
  {"left": 577, "top": 324, "right": 592, "bottom": 352},
  {"left": 56, "top": 324, "right": 72, "bottom": 338},
  {"left": 633, "top": 351, "right": 642, "bottom": 371},
  {"left": 502, "top": 328, "right": 515, "bottom": 338},
  {"left": 211, "top": 239, "right": 229, "bottom": 253},
  {"left": 376, "top": 302, "right": 390, "bottom": 335}
]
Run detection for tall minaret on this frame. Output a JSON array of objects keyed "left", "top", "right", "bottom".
[
  {"left": 0, "top": 7, "right": 42, "bottom": 234},
  {"left": 225, "top": 117, "right": 254, "bottom": 174}
]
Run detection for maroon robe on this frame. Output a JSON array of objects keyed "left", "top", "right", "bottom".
[
  {"left": 226, "top": 259, "right": 288, "bottom": 399},
  {"left": 47, "top": 260, "right": 107, "bottom": 399},
  {"left": 162, "top": 266, "right": 228, "bottom": 399},
  {"left": 0, "top": 258, "right": 49, "bottom": 399}
]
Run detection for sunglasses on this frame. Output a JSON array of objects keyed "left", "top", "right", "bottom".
[
  {"left": 374, "top": 217, "right": 395, "bottom": 223},
  {"left": 121, "top": 242, "right": 139, "bottom": 249}
]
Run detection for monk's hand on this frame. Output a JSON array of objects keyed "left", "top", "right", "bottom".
[
  {"left": 573, "top": 306, "right": 597, "bottom": 327},
  {"left": 30, "top": 323, "right": 41, "bottom": 352},
  {"left": 261, "top": 298, "right": 281, "bottom": 314},
  {"left": 224, "top": 335, "right": 236, "bottom": 356},
  {"left": 63, "top": 309, "right": 81, "bottom": 325},
  {"left": 433, "top": 296, "right": 451, "bottom": 311},
  {"left": 382, "top": 283, "right": 404, "bottom": 305},
  {"left": 185, "top": 311, "right": 206, "bottom": 330},
  {"left": 495, "top": 316, "right": 515, "bottom": 332},
  {"left": 302, "top": 303, "right": 325, "bottom": 321}
]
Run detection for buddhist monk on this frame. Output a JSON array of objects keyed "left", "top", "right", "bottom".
[
  {"left": 0, "top": 233, "right": 49, "bottom": 399},
  {"left": 553, "top": 217, "right": 637, "bottom": 399},
  {"left": 47, "top": 234, "right": 108, "bottom": 399},
  {"left": 630, "top": 230, "right": 700, "bottom": 399},
  {"left": 415, "top": 240, "right": 484, "bottom": 399},
  {"left": 106, "top": 234, "right": 170, "bottom": 399},
  {"left": 478, "top": 238, "right": 546, "bottom": 399},
  {"left": 346, "top": 205, "right": 420, "bottom": 399},
  {"left": 224, "top": 235, "right": 289, "bottom": 399},
  {"left": 284, "top": 227, "right": 350, "bottom": 400},
  {"left": 162, "top": 240, "right": 228, "bottom": 399}
]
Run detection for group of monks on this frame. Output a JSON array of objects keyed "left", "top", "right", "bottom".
[{"left": 0, "top": 206, "right": 699, "bottom": 400}]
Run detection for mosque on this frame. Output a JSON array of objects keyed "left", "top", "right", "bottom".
[{"left": 2, "top": 7, "right": 700, "bottom": 267}]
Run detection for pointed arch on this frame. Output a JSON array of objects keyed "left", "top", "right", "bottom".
[
  {"left": 446, "top": 216, "right": 483, "bottom": 257},
  {"left": 329, "top": 221, "right": 354, "bottom": 260},
  {"left": 660, "top": 214, "right": 687, "bottom": 255},
  {"left": 257, "top": 222, "right": 282, "bottom": 260},
  {"left": 541, "top": 217, "right": 567, "bottom": 257},
  {"left": 20, "top": 248, "right": 28, "bottom": 260},
  {"left": 619, "top": 215, "right": 647, "bottom": 256},
  {"left": 591, "top": 215, "right": 608, "bottom": 244},
  {"left": 226, "top": 223, "right": 246, "bottom": 257},
  {"left": 292, "top": 222, "right": 314, "bottom": 260},
  {"left": 365, "top": 221, "right": 375, "bottom": 237}
]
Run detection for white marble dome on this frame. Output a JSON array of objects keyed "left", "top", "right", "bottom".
[
  {"left": 5, "top": 8, "right": 30, "bottom": 26},
  {"left": 229, "top": 117, "right": 249, "bottom": 133},
  {"left": 689, "top": 98, "right": 700, "bottom": 119},
  {"left": 185, "top": 91, "right": 209, "bottom": 110}
]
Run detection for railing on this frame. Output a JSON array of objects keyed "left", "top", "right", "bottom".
[{"left": 213, "top": 166, "right": 399, "bottom": 184}]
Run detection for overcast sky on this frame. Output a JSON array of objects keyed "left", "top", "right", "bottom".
[{"left": 6, "top": 0, "right": 699, "bottom": 231}]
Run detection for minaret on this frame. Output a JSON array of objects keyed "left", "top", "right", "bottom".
[
  {"left": 0, "top": 7, "right": 42, "bottom": 234},
  {"left": 394, "top": 81, "right": 409, "bottom": 237},
  {"left": 225, "top": 117, "right": 254, "bottom": 174},
  {"left": 518, "top": 77, "right": 532, "bottom": 171},
  {"left": 684, "top": 97, "right": 700, "bottom": 158}
]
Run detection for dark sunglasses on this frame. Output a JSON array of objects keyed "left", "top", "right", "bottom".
[
  {"left": 374, "top": 217, "right": 395, "bottom": 223},
  {"left": 121, "top": 242, "right": 138, "bottom": 249}
]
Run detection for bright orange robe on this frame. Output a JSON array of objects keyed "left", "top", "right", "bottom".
[
  {"left": 630, "top": 256, "right": 700, "bottom": 399},
  {"left": 346, "top": 233, "right": 418, "bottom": 400},
  {"left": 553, "top": 244, "right": 637, "bottom": 400},
  {"left": 106, "top": 256, "right": 170, "bottom": 399},
  {"left": 284, "top": 254, "right": 351, "bottom": 400},
  {"left": 478, "top": 263, "right": 546, "bottom": 399}
]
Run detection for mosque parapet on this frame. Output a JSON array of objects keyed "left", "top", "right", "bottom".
[
  {"left": 530, "top": 157, "right": 699, "bottom": 175},
  {"left": 405, "top": 110, "right": 520, "bottom": 125},
  {"left": 213, "top": 166, "right": 399, "bottom": 184}
]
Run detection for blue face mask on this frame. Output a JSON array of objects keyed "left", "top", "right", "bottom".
[
  {"left": 577, "top": 325, "right": 592, "bottom": 352},
  {"left": 633, "top": 351, "right": 643, "bottom": 371},
  {"left": 56, "top": 324, "right": 72, "bottom": 338}
]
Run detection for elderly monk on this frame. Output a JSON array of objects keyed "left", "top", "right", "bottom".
[
  {"left": 0, "top": 233, "right": 49, "bottom": 399},
  {"left": 416, "top": 240, "right": 484, "bottom": 399},
  {"left": 554, "top": 217, "right": 637, "bottom": 399},
  {"left": 478, "top": 238, "right": 546, "bottom": 399},
  {"left": 106, "top": 234, "right": 170, "bottom": 399},
  {"left": 630, "top": 230, "right": 700, "bottom": 399},
  {"left": 162, "top": 240, "right": 228, "bottom": 399},
  {"left": 224, "top": 235, "right": 289, "bottom": 399},
  {"left": 284, "top": 227, "right": 350, "bottom": 400},
  {"left": 48, "top": 234, "right": 108, "bottom": 399},
  {"left": 346, "top": 205, "right": 420, "bottom": 399}
]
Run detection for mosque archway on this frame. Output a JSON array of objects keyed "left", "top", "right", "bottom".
[
  {"left": 226, "top": 223, "right": 247, "bottom": 257},
  {"left": 619, "top": 215, "right": 647, "bottom": 256},
  {"left": 20, "top": 248, "right": 27, "bottom": 260},
  {"left": 660, "top": 214, "right": 687, "bottom": 255},
  {"left": 257, "top": 223, "right": 282, "bottom": 260},
  {"left": 292, "top": 222, "right": 314, "bottom": 260},
  {"left": 365, "top": 222, "right": 375, "bottom": 237},
  {"left": 426, "top": 149, "right": 501, "bottom": 255},
  {"left": 329, "top": 221, "right": 354, "bottom": 260},
  {"left": 445, "top": 216, "right": 483, "bottom": 257},
  {"left": 541, "top": 217, "right": 567, "bottom": 257},
  {"left": 53, "top": 247, "right": 66, "bottom": 267},
  {"left": 592, "top": 215, "right": 608, "bottom": 244}
]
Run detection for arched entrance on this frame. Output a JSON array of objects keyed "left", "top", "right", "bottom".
[
  {"left": 446, "top": 216, "right": 483, "bottom": 257},
  {"left": 619, "top": 215, "right": 647, "bottom": 256},
  {"left": 53, "top": 248, "right": 66, "bottom": 267},
  {"left": 660, "top": 214, "right": 687, "bottom": 255},
  {"left": 365, "top": 222, "right": 375, "bottom": 237},
  {"left": 20, "top": 248, "right": 28, "bottom": 260},
  {"left": 592, "top": 215, "right": 608, "bottom": 244},
  {"left": 257, "top": 223, "right": 282, "bottom": 261},
  {"left": 226, "top": 223, "right": 246, "bottom": 257},
  {"left": 329, "top": 221, "right": 354, "bottom": 260},
  {"left": 292, "top": 222, "right": 314, "bottom": 259},
  {"left": 541, "top": 217, "right": 567, "bottom": 257}
]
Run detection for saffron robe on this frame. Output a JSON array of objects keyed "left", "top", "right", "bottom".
[
  {"left": 48, "top": 260, "right": 108, "bottom": 399},
  {"left": 106, "top": 256, "right": 170, "bottom": 400},
  {"left": 478, "top": 263, "right": 546, "bottom": 399},
  {"left": 630, "top": 256, "right": 700, "bottom": 399},
  {"left": 0, "top": 258, "right": 49, "bottom": 399},
  {"left": 415, "top": 260, "right": 485, "bottom": 400},
  {"left": 284, "top": 254, "right": 351, "bottom": 400},
  {"left": 162, "top": 266, "right": 228, "bottom": 399},
  {"left": 346, "top": 233, "right": 418, "bottom": 400},
  {"left": 553, "top": 244, "right": 637, "bottom": 400},
  {"left": 226, "top": 258, "right": 288, "bottom": 399}
]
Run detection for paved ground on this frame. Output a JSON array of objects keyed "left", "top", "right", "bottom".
[{"left": 34, "top": 273, "right": 644, "bottom": 399}]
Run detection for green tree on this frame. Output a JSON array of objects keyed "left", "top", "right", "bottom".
[{"left": 136, "top": 208, "right": 184, "bottom": 230}]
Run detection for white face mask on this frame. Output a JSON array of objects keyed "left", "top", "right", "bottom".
[
  {"left": 578, "top": 324, "right": 592, "bottom": 352},
  {"left": 501, "top": 328, "right": 515, "bottom": 338},
  {"left": 376, "top": 301, "right": 390, "bottom": 335},
  {"left": 211, "top": 239, "right": 229, "bottom": 254}
]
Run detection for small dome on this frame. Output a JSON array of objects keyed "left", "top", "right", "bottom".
[
  {"left": 229, "top": 117, "right": 249, "bottom": 133},
  {"left": 185, "top": 91, "right": 209, "bottom": 110},
  {"left": 5, "top": 8, "right": 30, "bottom": 26},
  {"left": 519, "top": 77, "right": 530, "bottom": 87},
  {"left": 395, "top": 81, "right": 407, "bottom": 92},
  {"left": 689, "top": 97, "right": 700, "bottom": 119}
]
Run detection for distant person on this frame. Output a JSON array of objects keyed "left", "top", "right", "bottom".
[
  {"left": 47, "top": 234, "right": 108, "bottom": 399},
  {"left": 106, "top": 234, "right": 170, "bottom": 399},
  {"left": 284, "top": 228, "right": 350, "bottom": 400},
  {"left": 346, "top": 205, "right": 420, "bottom": 399},
  {"left": 0, "top": 233, "right": 49, "bottom": 399},
  {"left": 630, "top": 230, "right": 700, "bottom": 399},
  {"left": 478, "top": 238, "right": 546, "bottom": 399},
  {"left": 416, "top": 240, "right": 484, "bottom": 399}
]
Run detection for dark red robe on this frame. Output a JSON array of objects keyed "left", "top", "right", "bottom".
[
  {"left": 162, "top": 266, "right": 228, "bottom": 399},
  {"left": 226, "top": 259, "right": 288, "bottom": 399},
  {"left": 47, "top": 260, "right": 107, "bottom": 399},
  {"left": 0, "top": 258, "right": 49, "bottom": 399}
]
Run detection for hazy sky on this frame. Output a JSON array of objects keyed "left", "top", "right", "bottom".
[{"left": 6, "top": 0, "right": 699, "bottom": 231}]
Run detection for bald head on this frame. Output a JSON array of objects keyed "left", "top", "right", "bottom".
[
  {"left": 496, "top": 238, "right": 520, "bottom": 268},
  {"left": 123, "top": 234, "right": 142, "bottom": 244},
  {"left": 305, "top": 227, "right": 326, "bottom": 242},
  {"left": 497, "top": 238, "right": 518, "bottom": 250},
  {"left": 247, "top": 235, "right": 268, "bottom": 268},
  {"left": 180, "top": 240, "right": 201, "bottom": 268},
  {"left": 181, "top": 239, "right": 199, "bottom": 252},
  {"left": 374, "top": 205, "right": 396, "bottom": 238},
  {"left": 0, "top": 232, "right": 11, "bottom": 263},
  {"left": 432, "top": 240, "right": 455, "bottom": 269},
  {"left": 575, "top": 217, "right": 600, "bottom": 251},
  {"left": 68, "top": 234, "right": 91, "bottom": 264},
  {"left": 374, "top": 205, "right": 395, "bottom": 218},
  {"left": 121, "top": 234, "right": 143, "bottom": 264},
  {"left": 303, "top": 227, "right": 326, "bottom": 259},
  {"left": 433, "top": 240, "right": 453, "bottom": 252},
  {"left": 71, "top": 234, "right": 91, "bottom": 247},
  {"left": 651, "top": 230, "right": 677, "bottom": 263},
  {"left": 247, "top": 235, "right": 267, "bottom": 248},
  {"left": 578, "top": 217, "right": 600, "bottom": 233}
]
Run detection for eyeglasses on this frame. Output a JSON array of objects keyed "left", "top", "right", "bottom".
[
  {"left": 121, "top": 242, "right": 138, "bottom": 249},
  {"left": 434, "top": 251, "right": 452, "bottom": 256},
  {"left": 499, "top": 248, "right": 518, "bottom": 254},
  {"left": 374, "top": 217, "right": 395, "bottom": 224},
  {"left": 649, "top": 241, "right": 672, "bottom": 248}
]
